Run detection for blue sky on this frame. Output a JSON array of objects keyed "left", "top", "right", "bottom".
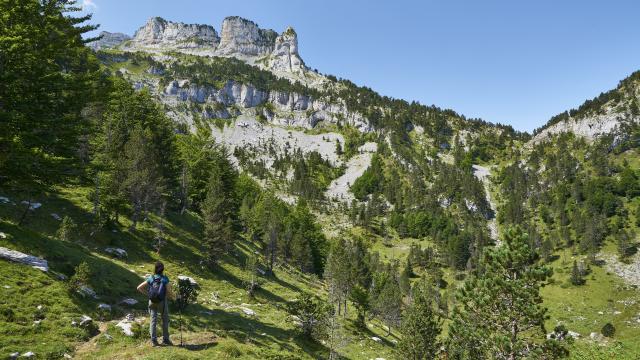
[{"left": 81, "top": 0, "right": 640, "bottom": 132}]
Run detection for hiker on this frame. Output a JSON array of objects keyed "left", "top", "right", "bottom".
[{"left": 137, "top": 261, "right": 174, "bottom": 346}]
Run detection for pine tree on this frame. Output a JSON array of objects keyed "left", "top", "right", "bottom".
[
  {"left": 373, "top": 269, "right": 402, "bottom": 336},
  {"left": 398, "top": 280, "right": 442, "bottom": 359},
  {"left": 570, "top": 260, "right": 585, "bottom": 286},
  {"left": 447, "top": 227, "right": 565, "bottom": 359},
  {"left": 324, "top": 239, "right": 352, "bottom": 316},
  {"left": 349, "top": 284, "right": 370, "bottom": 328},
  {"left": 202, "top": 152, "right": 238, "bottom": 266},
  {"left": 121, "top": 126, "right": 165, "bottom": 230}
]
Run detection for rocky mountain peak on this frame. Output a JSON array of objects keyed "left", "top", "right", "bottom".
[
  {"left": 131, "top": 16, "right": 220, "bottom": 49},
  {"left": 217, "top": 16, "right": 278, "bottom": 56},
  {"left": 270, "top": 26, "right": 305, "bottom": 74},
  {"left": 120, "top": 16, "right": 308, "bottom": 75},
  {"left": 89, "top": 31, "right": 131, "bottom": 50}
]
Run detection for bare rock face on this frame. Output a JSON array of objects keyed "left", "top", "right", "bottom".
[
  {"left": 217, "top": 16, "right": 277, "bottom": 56},
  {"left": 132, "top": 17, "right": 219, "bottom": 49},
  {"left": 89, "top": 31, "right": 131, "bottom": 50},
  {"left": 269, "top": 27, "right": 305, "bottom": 74}
]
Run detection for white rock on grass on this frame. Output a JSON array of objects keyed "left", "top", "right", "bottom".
[
  {"left": 240, "top": 307, "right": 255, "bottom": 316},
  {"left": 20, "top": 201, "right": 41, "bottom": 210},
  {"left": 22, "top": 352, "right": 35, "bottom": 358},
  {"left": 79, "top": 315, "right": 93, "bottom": 327},
  {"left": 50, "top": 213, "right": 62, "bottom": 221},
  {"left": 116, "top": 320, "right": 134, "bottom": 336},
  {"left": 78, "top": 285, "right": 97, "bottom": 299},
  {"left": 0, "top": 232, "right": 6, "bottom": 239},
  {"left": 568, "top": 331, "right": 580, "bottom": 338},
  {"left": 97, "top": 303, "right": 112, "bottom": 312},
  {"left": 9, "top": 353, "right": 19, "bottom": 359},
  {"left": 0, "top": 196, "right": 10, "bottom": 203},
  {"left": 0, "top": 247, "right": 48, "bottom": 272},
  {"left": 119, "top": 298, "right": 138, "bottom": 306},
  {"left": 105, "top": 247, "right": 128, "bottom": 258},
  {"left": 177, "top": 275, "right": 198, "bottom": 286},
  {"left": 371, "top": 336, "right": 382, "bottom": 343}
]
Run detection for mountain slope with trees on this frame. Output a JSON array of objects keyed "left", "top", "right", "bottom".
[{"left": 1, "top": 1, "right": 640, "bottom": 359}]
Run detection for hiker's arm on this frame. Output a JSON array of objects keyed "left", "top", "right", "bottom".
[{"left": 136, "top": 280, "right": 148, "bottom": 295}]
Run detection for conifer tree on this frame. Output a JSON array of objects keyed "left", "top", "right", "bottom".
[
  {"left": 570, "top": 260, "right": 585, "bottom": 286},
  {"left": 373, "top": 269, "right": 402, "bottom": 336},
  {"left": 398, "top": 280, "right": 442, "bottom": 359},
  {"left": 202, "top": 150, "right": 238, "bottom": 266},
  {"left": 447, "top": 227, "right": 565, "bottom": 359},
  {"left": 349, "top": 284, "right": 370, "bottom": 328}
]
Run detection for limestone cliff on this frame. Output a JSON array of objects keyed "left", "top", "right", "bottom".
[
  {"left": 131, "top": 17, "right": 219, "bottom": 49},
  {"left": 89, "top": 31, "right": 131, "bottom": 50}
]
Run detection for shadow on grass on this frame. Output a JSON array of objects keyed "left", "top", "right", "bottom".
[
  {"left": 0, "top": 221, "right": 150, "bottom": 312},
  {"left": 182, "top": 304, "right": 328, "bottom": 358}
]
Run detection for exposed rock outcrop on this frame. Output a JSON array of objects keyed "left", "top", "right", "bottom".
[
  {"left": 89, "top": 31, "right": 131, "bottom": 50},
  {"left": 217, "top": 16, "right": 277, "bottom": 56},
  {"left": 162, "top": 80, "right": 371, "bottom": 131},
  {"left": 269, "top": 27, "right": 305, "bottom": 74},
  {"left": 125, "top": 16, "right": 308, "bottom": 75},
  {"left": 131, "top": 17, "right": 219, "bottom": 49},
  {"left": 0, "top": 247, "right": 48, "bottom": 272}
]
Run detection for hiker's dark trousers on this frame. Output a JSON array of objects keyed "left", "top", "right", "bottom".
[{"left": 149, "top": 299, "right": 169, "bottom": 342}]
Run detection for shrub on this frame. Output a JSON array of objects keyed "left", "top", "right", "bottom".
[
  {"left": 67, "top": 261, "right": 91, "bottom": 293},
  {"left": 56, "top": 216, "right": 77, "bottom": 241},
  {"left": 175, "top": 278, "right": 199, "bottom": 311},
  {"left": 220, "top": 343, "right": 243, "bottom": 359},
  {"left": 287, "top": 292, "right": 330, "bottom": 339},
  {"left": 601, "top": 322, "right": 616, "bottom": 338}
]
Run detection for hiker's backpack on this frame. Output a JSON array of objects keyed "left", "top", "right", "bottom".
[{"left": 148, "top": 276, "right": 166, "bottom": 303}]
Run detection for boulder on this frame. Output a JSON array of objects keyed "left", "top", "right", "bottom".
[
  {"left": 116, "top": 320, "right": 134, "bottom": 336},
  {"left": 240, "top": 307, "right": 255, "bottom": 316},
  {"left": 79, "top": 315, "right": 93, "bottom": 327},
  {"left": 177, "top": 275, "right": 198, "bottom": 286},
  {"left": 78, "top": 285, "right": 97, "bottom": 299},
  {"left": 590, "top": 332, "right": 604, "bottom": 342},
  {"left": 105, "top": 247, "right": 128, "bottom": 258},
  {"left": 97, "top": 303, "right": 112, "bottom": 312},
  {"left": 0, "top": 247, "right": 48, "bottom": 272},
  {"left": 119, "top": 298, "right": 138, "bottom": 306},
  {"left": 20, "top": 201, "right": 41, "bottom": 210}
]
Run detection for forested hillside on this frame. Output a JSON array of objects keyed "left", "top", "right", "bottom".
[{"left": 1, "top": 1, "right": 640, "bottom": 359}]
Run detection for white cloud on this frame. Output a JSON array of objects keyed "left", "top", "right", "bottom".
[{"left": 82, "top": 0, "right": 98, "bottom": 11}]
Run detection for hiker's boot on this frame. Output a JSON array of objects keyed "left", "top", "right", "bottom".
[
  {"left": 162, "top": 338, "right": 173, "bottom": 346},
  {"left": 151, "top": 339, "right": 160, "bottom": 347}
]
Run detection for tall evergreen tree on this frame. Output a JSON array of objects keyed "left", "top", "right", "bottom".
[
  {"left": 202, "top": 148, "right": 238, "bottom": 266},
  {"left": 398, "top": 279, "right": 442, "bottom": 360},
  {"left": 447, "top": 227, "right": 565, "bottom": 359},
  {"left": 1, "top": 0, "right": 101, "bottom": 189}
]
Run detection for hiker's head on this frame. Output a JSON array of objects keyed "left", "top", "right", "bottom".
[{"left": 154, "top": 261, "right": 164, "bottom": 275}]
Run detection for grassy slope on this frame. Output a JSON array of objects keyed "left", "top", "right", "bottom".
[
  {"left": 0, "top": 185, "right": 398, "bottom": 359},
  {"left": 542, "top": 244, "right": 640, "bottom": 359}
]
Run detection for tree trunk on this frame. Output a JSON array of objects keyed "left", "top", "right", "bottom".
[{"left": 17, "top": 198, "right": 31, "bottom": 226}]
